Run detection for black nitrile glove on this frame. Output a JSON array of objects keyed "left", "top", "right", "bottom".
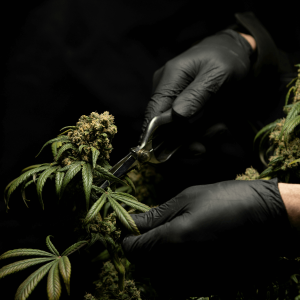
[
  {"left": 141, "top": 29, "right": 253, "bottom": 138},
  {"left": 121, "top": 178, "right": 294, "bottom": 298}
]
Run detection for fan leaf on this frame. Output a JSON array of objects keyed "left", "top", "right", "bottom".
[
  {"left": 20, "top": 180, "right": 34, "bottom": 208},
  {"left": 61, "top": 240, "right": 89, "bottom": 257},
  {"left": 36, "top": 167, "right": 59, "bottom": 210},
  {"left": 51, "top": 142, "right": 58, "bottom": 159},
  {"left": 79, "top": 145, "right": 88, "bottom": 153},
  {"left": 104, "top": 234, "right": 116, "bottom": 250},
  {"left": 59, "top": 126, "right": 77, "bottom": 132},
  {"left": 0, "top": 257, "right": 56, "bottom": 279},
  {"left": 289, "top": 158, "right": 300, "bottom": 165},
  {"left": 82, "top": 162, "right": 93, "bottom": 211},
  {"left": 95, "top": 165, "right": 127, "bottom": 187},
  {"left": 14, "top": 260, "right": 57, "bottom": 300},
  {"left": 55, "top": 172, "right": 65, "bottom": 199},
  {"left": 111, "top": 194, "right": 150, "bottom": 213},
  {"left": 91, "top": 185, "right": 106, "bottom": 194},
  {"left": 55, "top": 143, "right": 78, "bottom": 162},
  {"left": 107, "top": 194, "right": 140, "bottom": 235},
  {"left": 91, "top": 147, "right": 100, "bottom": 169},
  {"left": 46, "top": 236, "right": 60, "bottom": 256},
  {"left": 60, "top": 162, "right": 82, "bottom": 200},
  {"left": 58, "top": 256, "right": 71, "bottom": 296},
  {"left": 285, "top": 85, "right": 296, "bottom": 105},
  {"left": 84, "top": 193, "right": 107, "bottom": 224},
  {"left": 269, "top": 156, "right": 284, "bottom": 166},
  {"left": 253, "top": 119, "right": 281, "bottom": 145},
  {"left": 20, "top": 164, "right": 50, "bottom": 175},
  {"left": 57, "top": 129, "right": 73, "bottom": 136},
  {"left": 35, "top": 136, "right": 69, "bottom": 158},
  {"left": 283, "top": 116, "right": 300, "bottom": 146},
  {"left": 4, "top": 178, "right": 17, "bottom": 206},
  {"left": 123, "top": 175, "right": 136, "bottom": 196},
  {"left": 285, "top": 101, "right": 300, "bottom": 122},
  {"left": 0, "top": 249, "right": 56, "bottom": 260},
  {"left": 47, "top": 259, "right": 61, "bottom": 300},
  {"left": 6, "top": 166, "right": 52, "bottom": 208}
]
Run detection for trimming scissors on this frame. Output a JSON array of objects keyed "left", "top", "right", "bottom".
[{"left": 100, "top": 108, "right": 181, "bottom": 189}]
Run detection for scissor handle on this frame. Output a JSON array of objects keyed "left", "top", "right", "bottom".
[{"left": 139, "top": 108, "right": 173, "bottom": 149}]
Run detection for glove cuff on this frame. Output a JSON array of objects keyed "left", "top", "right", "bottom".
[{"left": 226, "top": 11, "right": 279, "bottom": 78}]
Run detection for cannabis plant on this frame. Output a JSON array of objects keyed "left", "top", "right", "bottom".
[
  {"left": 246, "top": 64, "right": 300, "bottom": 183},
  {"left": 1, "top": 111, "right": 151, "bottom": 300},
  {"left": 234, "top": 64, "right": 300, "bottom": 300}
]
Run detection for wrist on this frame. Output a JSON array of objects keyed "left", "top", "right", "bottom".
[
  {"left": 238, "top": 32, "right": 257, "bottom": 52},
  {"left": 278, "top": 183, "right": 300, "bottom": 231}
]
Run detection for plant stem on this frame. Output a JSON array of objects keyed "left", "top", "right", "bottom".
[{"left": 108, "top": 248, "right": 125, "bottom": 291}]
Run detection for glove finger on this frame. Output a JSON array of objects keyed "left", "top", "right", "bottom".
[
  {"left": 141, "top": 63, "right": 193, "bottom": 135},
  {"left": 151, "top": 66, "right": 164, "bottom": 93},
  {"left": 172, "top": 70, "right": 223, "bottom": 119}
]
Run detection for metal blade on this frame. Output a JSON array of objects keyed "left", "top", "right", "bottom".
[{"left": 100, "top": 155, "right": 137, "bottom": 189}]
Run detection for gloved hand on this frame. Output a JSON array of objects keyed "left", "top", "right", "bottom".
[
  {"left": 141, "top": 29, "right": 253, "bottom": 138},
  {"left": 121, "top": 178, "right": 293, "bottom": 297}
]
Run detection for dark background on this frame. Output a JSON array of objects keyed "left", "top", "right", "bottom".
[{"left": 1, "top": 0, "right": 300, "bottom": 299}]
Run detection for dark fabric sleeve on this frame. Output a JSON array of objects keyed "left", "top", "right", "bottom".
[{"left": 226, "top": 11, "right": 296, "bottom": 76}]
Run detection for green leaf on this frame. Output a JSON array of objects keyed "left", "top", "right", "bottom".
[
  {"left": 91, "top": 249, "right": 110, "bottom": 263},
  {"left": 56, "top": 160, "right": 80, "bottom": 172},
  {"left": 84, "top": 193, "right": 107, "bottom": 224},
  {"left": 55, "top": 143, "right": 78, "bottom": 162},
  {"left": 47, "top": 259, "right": 61, "bottom": 300},
  {"left": 61, "top": 240, "right": 89, "bottom": 257},
  {"left": 91, "top": 184, "right": 106, "bottom": 194},
  {"left": 286, "top": 77, "right": 297, "bottom": 88},
  {"left": 60, "top": 162, "right": 82, "bottom": 200},
  {"left": 104, "top": 234, "right": 116, "bottom": 250},
  {"left": 111, "top": 193, "right": 150, "bottom": 212},
  {"left": 285, "top": 115, "right": 300, "bottom": 135},
  {"left": 58, "top": 256, "right": 71, "bottom": 296},
  {"left": 253, "top": 119, "right": 281, "bottom": 145},
  {"left": 103, "top": 202, "right": 111, "bottom": 219},
  {"left": 20, "top": 164, "right": 50, "bottom": 175},
  {"left": 85, "top": 233, "right": 101, "bottom": 251},
  {"left": 289, "top": 158, "right": 300, "bottom": 165},
  {"left": 51, "top": 142, "right": 58, "bottom": 159},
  {"left": 269, "top": 156, "right": 284, "bottom": 166},
  {"left": 95, "top": 165, "right": 127, "bottom": 187},
  {"left": 291, "top": 274, "right": 299, "bottom": 283},
  {"left": 107, "top": 194, "right": 140, "bottom": 235},
  {"left": 123, "top": 175, "right": 136, "bottom": 196},
  {"left": 14, "top": 260, "right": 56, "bottom": 300},
  {"left": 0, "top": 249, "right": 56, "bottom": 260},
  {"left": 6, "top": 166, "right": 52, "bottom": 208},
  {"left": 59, "top": 126, "right": 77, "bottom": 132},
  {"left": 79, "top": 145, "right": 88, "bottom": 153},
  {"left": 115, "top": 186, "right": 131, "bottom": 193},
  {"left": 258, "top": 167, "right": 275, "bottom": 179},
  {"left": 46, "top": 236, "right": 60, "bottom": 256},
  {"left": 0, "top": 257, "right": 56, "bottom": 279},
  {"left": 82, "top": 162, "right": 93, "bottom": 211},
  {"left": 4, "top": 178, "right": 17, "bottom": 206},
  {"left": 285, "top": 85, "right": 296, "bottom": 105},
  {"left": 35, "top": 136, "right": 70, "bottom": 158},
  {"left": 285, "top": 101, "right": 300, "bottom": 122},
  {"left": 91, "top": 147, "right": 100, "bottom": 169},
  {"left": 57, "top": 129, "right": 73, "bottom": 136},
  {"left": 36, "top": 166, "right": 58, "bottom": 210},
  {"left": 20, "top": 180, "right": 30, "bottom": 208},
  {"left": 111, "top": 191, "right": 137, "bottom": 202},
  {"left": 55, "top": 172, "right": 65, "bottom": 199}
]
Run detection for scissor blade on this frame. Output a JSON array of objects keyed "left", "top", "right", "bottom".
[{"left": 100, "top": 155, "right": 137, "bottom": 190}]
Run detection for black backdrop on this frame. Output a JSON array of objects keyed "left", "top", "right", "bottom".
[{"left": 1, "top": 1, "right": 300, "bottom": 299}]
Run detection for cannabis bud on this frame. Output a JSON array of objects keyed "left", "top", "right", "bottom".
[{"left": 64, "top": 111, "right": 117, "bottom": 164}]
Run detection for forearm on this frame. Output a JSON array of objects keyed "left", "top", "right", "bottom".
[{"left": 278, "top": 183, "right": 300, "bottom": 231}]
